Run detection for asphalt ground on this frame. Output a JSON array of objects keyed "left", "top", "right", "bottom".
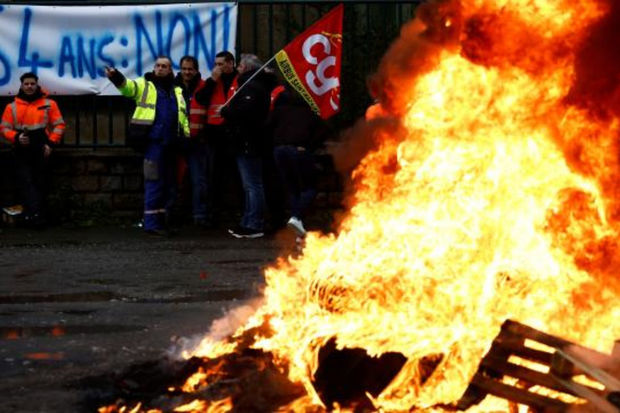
[{"left": 0, "top": 224, "right": 299, "bottom": 412}]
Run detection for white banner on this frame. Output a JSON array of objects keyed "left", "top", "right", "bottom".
[{"left": 0, "top": 3, "right": 237, "bottom": 95}]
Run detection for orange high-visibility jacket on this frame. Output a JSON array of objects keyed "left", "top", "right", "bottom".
[
  {"left": 0, "top": 91, "right": 66, "bottom": 144},
  {"left": 206, "top": 76, "right": 238, "bottom": 126},
  {"left": 188, "top": 78, "right": 207, "bottom": 138}
]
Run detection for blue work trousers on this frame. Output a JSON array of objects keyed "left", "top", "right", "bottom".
[{"left": 143, "top": 143, "right": 177, "bottom": 231}]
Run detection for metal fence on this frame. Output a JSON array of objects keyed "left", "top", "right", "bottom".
[{"left": 0, "top": 1, "right": 422, "bottom": 148}]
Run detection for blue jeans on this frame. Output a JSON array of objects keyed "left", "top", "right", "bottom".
[
  {"left": 273, "top": 145, "right": 317, "bottom": 219},
  {"left": 236, "top": 154, "right": 265, "bottom": 231},
  {"left": 184, "top": 141, "right": 208, "bottom": 221}
]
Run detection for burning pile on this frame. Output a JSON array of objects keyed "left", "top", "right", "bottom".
[{"left": 103, "top": 0, "right": 620, "bottom": 411}]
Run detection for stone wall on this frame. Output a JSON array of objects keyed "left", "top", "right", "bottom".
[
  {"left": 0, "top": 148, "right": 144, "bottom": 224},
  {"left": 0, "top": 147, "right": 344, "bottom": 226}
]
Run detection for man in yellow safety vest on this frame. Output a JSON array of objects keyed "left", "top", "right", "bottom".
[{"left": 105, "top": 56, "right": 189, "bottom": 236}]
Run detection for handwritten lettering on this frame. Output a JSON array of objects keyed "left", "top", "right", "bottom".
[
  {"left": 134, "top": 9, "right": 231, "bottom": 75},
  {"left": 166, "top": 13, "right": 191, "bottom": 65},
  {"left": 18, "top": 8, "right": 53, "bottom": 74},
  {"left": 0, "top": 3, "right": 237, "bottom": 94},
  {"left": 134, "top": 11, "right": 164, "bottom": 75},
  {"left": 0, "top": 6, "right": 9, "bottom": 85},
  {"left": 59, "top": 37, "right": 77, "bottom": 78},
  {"left": 97, "top": 36, "right": 116, "bottom": 76}
]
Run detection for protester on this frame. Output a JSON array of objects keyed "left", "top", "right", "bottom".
[
  {"left": 0, "top": 72, "right": 66, "bottom": 228},
  {"left": 266, "top": 85, "right": 328, "bottom": 237},
  {"left": 221, "top": 53, "right": 277, "bottom": 239},
  {"left": 174, "top": 55, "right": 209, "bottom": 227},
  {"left": 105, "top": 57, "right": 189, "bottom": 236},
  {"left": 259, "top": 84, "right": 288, "bottom": 234},
  {"left": 193, "top": 50, "right": 239, "bottom": 228}
]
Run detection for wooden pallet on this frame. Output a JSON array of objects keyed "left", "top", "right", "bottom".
[{"left": 456, "top": 320, "right": 620, "bottom": 412}]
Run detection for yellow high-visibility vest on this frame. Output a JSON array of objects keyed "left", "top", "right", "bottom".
[{"left": 119, "top": 77, "right": 189, "bottom": 137}]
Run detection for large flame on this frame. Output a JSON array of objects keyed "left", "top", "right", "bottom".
[{"left": 187, "top": 0, "right": 620, "bottom": 410}]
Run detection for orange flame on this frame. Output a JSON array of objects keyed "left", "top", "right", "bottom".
[
  {"left": 186, "top": 0, "right": 620, "bottom": 411},
  {"left": 98, "top": 403, "right": 146, "bottom": 413},
  {"left": 24, "top": 352, "right": 64, "bottom": 360},
  {"left": 181, "top": 360, "right": 226, "bottom": 393},
  {"left": 174, "top": 398, "right": 231, "bottom": 412}
]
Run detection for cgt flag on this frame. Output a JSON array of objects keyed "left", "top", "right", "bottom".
[{"left": 275, "top": 4, "right": 343, "bottom": 119}]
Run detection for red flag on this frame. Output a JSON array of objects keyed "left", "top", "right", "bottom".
[{"left": 275, "top": 4, "right": 343, "bottom": 119}]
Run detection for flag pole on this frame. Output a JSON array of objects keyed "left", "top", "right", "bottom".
[{"left": 221, "top": 55, "right": 277, "bottom": 108}]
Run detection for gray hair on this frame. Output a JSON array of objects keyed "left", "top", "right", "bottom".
[{"left": 239, "top": 53, "right": 263, "bottom": 71}]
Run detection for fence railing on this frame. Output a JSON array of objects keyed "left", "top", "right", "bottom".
[{"left": 0, "top": 1, "right": 422, "bottom": 148}]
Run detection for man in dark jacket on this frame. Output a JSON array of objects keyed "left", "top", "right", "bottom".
[
  {"left": 221, "top": 53, "right": 277, "bottom": 238},
  {"left": 267, "top": 86, "right": 328, "bottom": 237}
]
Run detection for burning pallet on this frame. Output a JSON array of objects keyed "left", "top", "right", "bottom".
[{"left": 456, "top": 320, "right": 620, "bottom": 412}]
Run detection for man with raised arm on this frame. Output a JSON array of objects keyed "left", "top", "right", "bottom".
[{"left": 105, "top": 57, "right": 189, "bottom": 236}]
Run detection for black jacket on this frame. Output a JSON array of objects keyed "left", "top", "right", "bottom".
[
  {"left": 220, "top": 69, "right": 277, "bottom": 156},
  {"left": 193, "top": 71, "right": 238, "bottom": 108},
  {"left": 266, "top": 89, "right": 327, "bottom": 151},
  {"left": 173, "top": 72, "right": 203, "bottom": 105}
]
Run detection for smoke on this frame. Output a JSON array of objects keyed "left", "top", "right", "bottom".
[
  {"left": 562, "top": 0, "right": 620, "bottom": 220},
  {"left": 568, "top": 0, "right": 620, "bottom": 119},
  {"left": 331, "top": 0, "right": 462, "bottom": 197},
  {"left": 167, "top": 298, "right": 264, "bottom": 359},
  {"left": 370, "top": 0, "right": 462, "bottom": 117},
  {"left": 460, "top": 8, "right": 573, "bottom": 76}
]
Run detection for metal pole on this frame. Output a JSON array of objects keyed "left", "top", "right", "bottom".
[{"left": 221, "top": 54, "right": 277, "bottom": 108}]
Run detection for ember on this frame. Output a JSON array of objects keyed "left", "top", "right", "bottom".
[
  {"left": 99, "top": 0, "right": 620, "bottom": 411},
  {"left": 88, "top": 349, "right": 305, "bottom": 412}
]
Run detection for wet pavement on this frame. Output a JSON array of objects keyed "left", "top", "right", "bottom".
[{"left": 0, "top": 225, "right": 292, "bottom": 412}]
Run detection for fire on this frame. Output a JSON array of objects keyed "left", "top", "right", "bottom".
[
  {"left": 167, "top": 0, "right": 620, "bottom": 411},
  {"left": 98, "top": 403, "right": 144, "bottom": 413},
  {"left": 173, "top": 399, "right": 232, "bottom": 412},
  {"left": 180, "top": 360, "right": 226, "bottom": 393}
]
